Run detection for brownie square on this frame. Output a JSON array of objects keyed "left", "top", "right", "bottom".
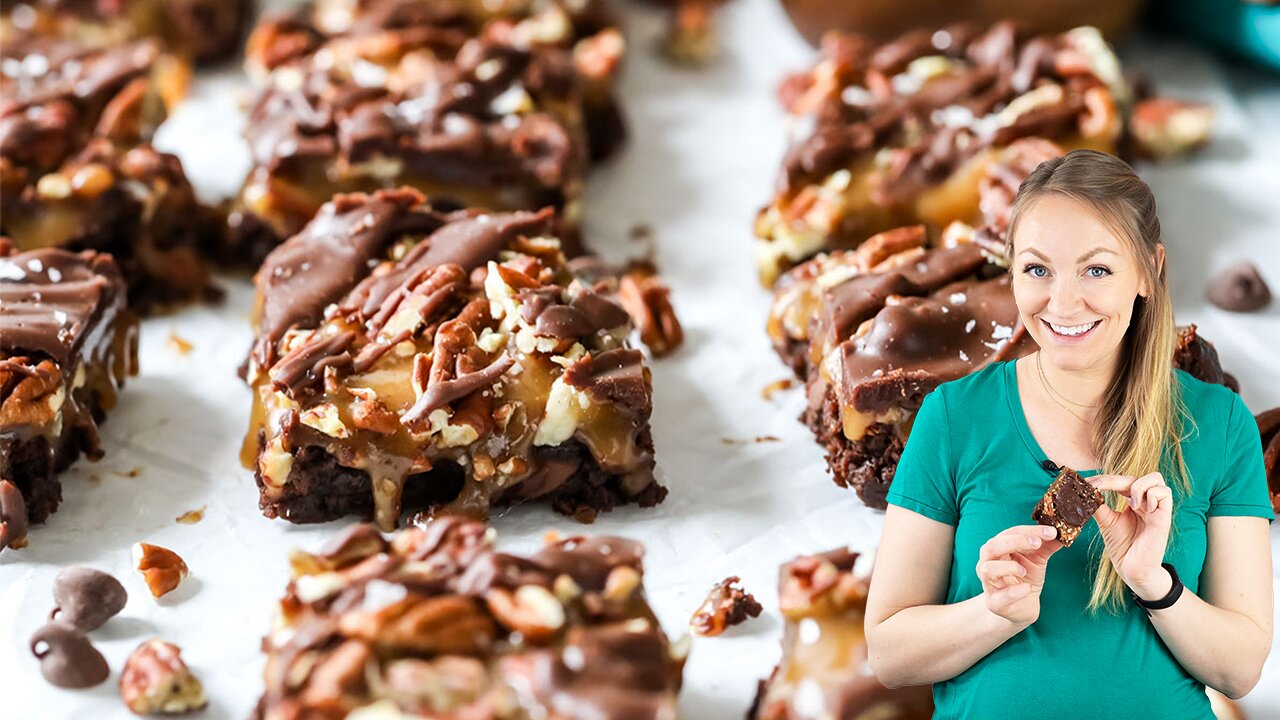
[
  {"left": 243, "top": 189, "right": 665, "bottom": 530},
  {"left": 256, "top": 519, "right": 684, "bottom": 718},
  {"left": 1033, "top": 466, "right": 1105, "bottom": 547},
  {"left": 0, "top": 240, "right": 139, "bottom": 527},
  {"left": 0, "top": 38, "right": 221, "bottom": 310}
]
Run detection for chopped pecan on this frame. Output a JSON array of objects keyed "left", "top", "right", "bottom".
[
  {"left": 0, "top": 359, "right": 62, "bottom": 429},
  {"left": 690, "top": 576, "right": 763, "bottom": 637},
  {"left": 339, "top": 594, "right": 496, "bottom": 655},
  {"left": 485, "top": 585, "right": 566, "bottom": 643},
  {"left": 291, "top": 523, "right": 389, "bottom": 576},
  {"left": 132, "top": 543, "right": 190, "bottom": 599},
  {"left": 777, "top": 549, "right": 865, "bottom": 620},
  {"left": 298, "top": 639, "right": 371, "bottom": 707},
  {"left": 403, "top": 317, "right": 514, "bottom": 428},
  {"left": 119, "top": 640, "right": 208, "bottom": 715},
  {"left": 662, "top": 0, "right": 720, "bottom": 66},
  {"left": 618, "top": 266, "right": 684, "bottom": 358},
  {"left": 1130, "top": 98, "right": 1214, "bottom": 159}
]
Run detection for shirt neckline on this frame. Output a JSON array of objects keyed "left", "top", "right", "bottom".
[{"left": 1003, "top": 359, "right": 1102, "bottom": 477}]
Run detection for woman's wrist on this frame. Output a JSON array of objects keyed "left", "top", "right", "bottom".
[{"left": 1128, "top": 564, "right": 1175, "bottom": 603}]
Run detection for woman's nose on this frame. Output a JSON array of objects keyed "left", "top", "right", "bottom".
[{"left": 1047, "top": 276, "right": 1084, "bottom": 314}]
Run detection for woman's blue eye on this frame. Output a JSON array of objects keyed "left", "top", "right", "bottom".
[
  {"left": 1023, "top": 264, "right": 1048, "bottom": 278},
  {"left": 1086, "top": 266, "right": 1112, "bottom": 278}
]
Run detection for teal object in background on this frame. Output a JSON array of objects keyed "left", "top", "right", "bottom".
[{"left": 1150, "top": 0, "right": 1280, "bottom": 71}]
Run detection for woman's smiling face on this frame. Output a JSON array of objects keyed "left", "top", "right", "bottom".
[{"left": 1010, "top": 193, "right": 1160, "bottom": 373}]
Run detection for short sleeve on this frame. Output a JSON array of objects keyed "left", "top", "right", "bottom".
[
  {"left": 1207, "top": 393, "right": 1275, "bottom": 521},
  {"left": 886, "top": 388, "right": 958, "bottom": 525}
]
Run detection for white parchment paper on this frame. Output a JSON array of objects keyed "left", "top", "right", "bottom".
[{"left": 3, "top": 1, "right": 1278, "bottom": 717}]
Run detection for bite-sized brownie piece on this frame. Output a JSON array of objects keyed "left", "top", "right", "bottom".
[
  {"left": 227, "top": 0, "right": 625, "bottom": 265},
  {"left": 749, "top": 548, "right": 933, "bottom": 719},
  {"left": 754, "top": 21, "right": 1211, "bottom": 286},
  {"left": 0, "top": 0, "right": 251, "bottom": 64},
  {"left": 0, "top": 38, "right": 220, "bottom": 310},
  {"left": 1032, "top": 466, "right": 1104, "bottom": 547},
  {"left": 690, "top": 575, "right": 762, "bottom": 637},
  {"left": 256, "top": 519, "right": 685, "bottom": 719},
  {"left": 773, "top": 218, "right": 1243, "bottom": 509},
  {"left": 1255, "top": 408, "right": 1280, "bottom": 515},
  {"left": 243, "top": 189, "right": 665, "bottom": 530},
  {"left": 0, "top": 240, "right": 139, "bottom": 529}
]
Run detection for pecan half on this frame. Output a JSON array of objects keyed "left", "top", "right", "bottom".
[
  {"left": 1130, "top": 98, "right": 1214, "bottom": 160},
  {"left": 618, "top": 266, "right": 684, "bottom": 358},
  {"left": 339, "top": 594, "right": 496, "bottom": 655},
  {"left": 485, "top": 585, "right": 566, "bottom": 643},
  {"left": 119, "top": 640, "right": 208, "bottom": 715}
]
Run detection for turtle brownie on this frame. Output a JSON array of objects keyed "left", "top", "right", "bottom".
[
  {"left": 242, "top": 189, "right": 665, "bottom": 531},
  {"left": 0, "top": 0, "right": 251, "bottom": 64},
  {"left": 771, "top": 217, "right": 1243, "bottom": 509},
  {"left": 0, "top": 240, "right": 139, "bottom": 532},
  {"left": 754, "top": 21, "right": 1212, "bottom": 286},
  {"left": 1032, "top": 466, "right": 1104, "bottom": 547},
  {"left": 750, "top": 547, "right": 933, "bottom": 720},
  {"left": 255, "top": 519, "right": 685, "bottom": 719},
  {"left": 227, "top": 0, "right": 625, "bottom": 264},
  {"left": 0, "top": 38, "right": 221, "bottom": 310}
]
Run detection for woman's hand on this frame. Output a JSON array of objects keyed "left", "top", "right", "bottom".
[
  {"left": 1088, "top": 472, "right": 1174, "bottom": 600},
  {"left": 976, "top": 525, "right": 1062, "bottom": 628}
]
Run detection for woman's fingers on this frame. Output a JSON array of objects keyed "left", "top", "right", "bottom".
[
  {"left": 979, "top": 559, "right": 1026, "bottom": 587},
  {"left": 980, "top": 526, "right": 1057, "bottom": 559},
  {"left": 987, "top": 581, "right": 1034, "bottom": 610},
  {"left": 1087, "top": 474, "right": 1136, "bottom": 494},
  {"left": 1128, "top": 472, "right": 1168, "bottom": 513}
]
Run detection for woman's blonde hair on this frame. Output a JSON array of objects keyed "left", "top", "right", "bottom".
[{"left": 1005, "top": 148, "right": 1192, "bottom": 614}]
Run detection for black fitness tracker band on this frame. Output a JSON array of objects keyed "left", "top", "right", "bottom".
[{"left": 1132, "top": 562, "right": 1183, "bottom": 615}]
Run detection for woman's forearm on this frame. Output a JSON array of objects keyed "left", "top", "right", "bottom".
[
  {"left": 1140, "top": 581, "right": 1272, "bottom": 699},
  {"left": 867, "top": 595, "right": 1026, "bottom": 687}
]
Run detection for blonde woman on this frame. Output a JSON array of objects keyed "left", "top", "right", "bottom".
[{"left": 864, "top": 149, "right": 1274, "bottom": 718}]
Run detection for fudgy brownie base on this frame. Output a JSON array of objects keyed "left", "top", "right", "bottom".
[
  {"left": 804, "top": 377, "right": 904, "bottom": 510},
  {"left": 257, "top": 433, "right": 665, "bottom": 526}
]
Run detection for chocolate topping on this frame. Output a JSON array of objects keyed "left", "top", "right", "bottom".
[
  {"left": 0, "top": 247, "right": 125, "bottom": 368},
  {"left": 563, "top": 349, "right": 651, "bottom": 415},
  {"left": 1256, "top": 408, "right": 1280, "bottom": 514},
  {"left": 270, "top": 331, "right": 356, "bottom": 397},
  {"left": 839, "top": 275, "right": 1033, "bottom": 414},
  {"left": 1032, "top": 466, "right": 1104, "bottom": 546},
  {"left": 520, "top": 285, "right": 632, "bottom": 338}
]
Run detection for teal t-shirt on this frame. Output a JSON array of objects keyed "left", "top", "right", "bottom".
[{"left": 886, "top": 360, "right": 1274, "bottom": 720}]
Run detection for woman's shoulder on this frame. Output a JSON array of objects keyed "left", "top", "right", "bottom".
[
  {"left": 1173, "top": 368, "right": 1244, "bottom": 424},
  {"left": 932, "top": 361, "right": 1008, "bottom": 405}
]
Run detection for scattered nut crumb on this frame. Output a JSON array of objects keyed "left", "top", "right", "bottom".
[
  {"left": 690, "top": 576, "right": 762, "bottom": 636},
  {"left": 660, "top": 0, "right": 722, "bottom": 65},
  {"left": 112, "top": 467, "right": 143, "bottom": 479},
  {"left": 175, "top": 507, "right": 206, "bottom": 525},
  {"left": 720, "top": 435, "right": 781, "bottom": 445},
  {"left": 166, "top": 332, "right": 194, "bottom": 356},
  {"left": 761, "top": 378, "right": 796, "bottom": 400},
  {"left": 119, "top": 639, "right": 208, "bottom": 715},
  {"left": 132, "top": 543, "right": 189, "bottom": 599}
]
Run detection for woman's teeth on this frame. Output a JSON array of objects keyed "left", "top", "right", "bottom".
[{"left": 1046, "top": 320, "right": 1098, "bottom": 336}]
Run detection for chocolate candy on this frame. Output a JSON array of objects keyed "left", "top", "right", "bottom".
[
  {"left": 51, "top": 568, "right": 129, "bottom": 631},
  {"left": 30, "top": 623, "right": 110, "bottom": 689},
  {"left": 1207, "top": 261, "right": 1272, "bottom": 313},
  {"left": 1032, "top": 466, "right": 1104, "bottom": 547}
]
